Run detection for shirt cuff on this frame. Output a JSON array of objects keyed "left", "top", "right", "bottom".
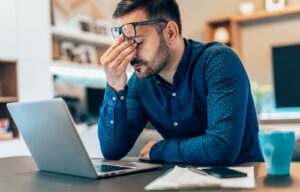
[
  {"left": 150, "top": 139, "right": 182, "bottom": 163},
  {"left": 104, "top": 84, "right": 128, "bottom": 107},
  {"left": 149, "top": 140, "right": 165, "bottom": 161}
]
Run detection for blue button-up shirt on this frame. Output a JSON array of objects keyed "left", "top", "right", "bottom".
[{"left": 98, "top": 39, "right": 263, "bottom": 164}]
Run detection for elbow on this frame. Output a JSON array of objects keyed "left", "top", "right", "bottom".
[
  {"left": 207, "top": 145, "right": 239, "bottom": 165},
  {"left": 98, "top": 125, "right": 128, "bottom": 160},
  {"left": 101, "top": 148, "right": 127, "bottom": 161},
  {"left": 203, "top": 134, "right": 241, "bottom": 165},
  {"left": 99, "top": 139, "right": 129, "bottom": 160},
  {"left": 215, "top": 152, "right": 237, "bottom": 165},
  {"left": 102, "top": 154, "right": 123, "bottom": 161}
]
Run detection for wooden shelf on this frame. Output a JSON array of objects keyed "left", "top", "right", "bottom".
[
  {"left": 206, "top": 17, "right": 231, "bottom": 25},
  {"left": 50, "top": 60, "right": 107, "bottom": 80},
  {"left": 259, "top": 118, "right": 300, "bottom": 124},
  {"left": 51, "top": 60, "right": 103, "bottom": 72},
  {"left": 50, "top": 60, "right": 133, "bottom": 79},
  {"left": 0, "top": 132, "right": 14, "bottom": 141},
  {"left": 0, "top": 97, "right": 18, "bottom": 103},
  {"left": 0, "top": 60, "right": 19, "bottom": 140},
  {"left": 52, "top": 60, "right": 101, "bottom": 68},
  {"left": 51, "top": 27, "right": 114, "bottom": 47},
  {"left": 232, "top": 6, "right": 300, "bottom": 22},
  {"left": 206, "top": 6, "right": 300, "bottom": 58},
  {"left": 0, "top": 59, "right": 17, "bottom": 64}
]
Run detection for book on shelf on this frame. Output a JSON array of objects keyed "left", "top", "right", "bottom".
[
  {"left": 71, "top": 15, "right": 112, "bottom": 37},
  {"left": 0, "top": 118, "right": 10, "bottom": 134},
  {"left": 0, "top": 132, "right": 13, "bottom": 140},
  {"left": 0, "top": 118, "right": 14, "bottom": 140},
  {"left": 53, "top": 41, "right": 101, "bottom": 65}
]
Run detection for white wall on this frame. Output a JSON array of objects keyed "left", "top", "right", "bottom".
[
  {"left": 17, "top": 0, "right": 53, "bottom": 101},
  {"left": 0, "top": 0, "right": 53, "bottom": 101},
  {"left": 0, "top": 0, "right": 18, "bottom": 60}
]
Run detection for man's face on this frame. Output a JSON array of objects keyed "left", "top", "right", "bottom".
[{"left": 117, "top": 9, "right": 172, "bottom": 78}]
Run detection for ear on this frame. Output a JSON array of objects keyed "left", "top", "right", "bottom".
[{"left": 162, "top": 21, "right": 179, "bottom": 46}]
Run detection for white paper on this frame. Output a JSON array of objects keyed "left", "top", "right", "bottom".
[{"left": 145, "top": 166, "right": 256, "bottom": 190}]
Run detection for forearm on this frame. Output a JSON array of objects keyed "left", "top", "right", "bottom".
[
  {"left": 150, "top": 133, "right": 240, "bottom": 164},
  {"left": 98, "top": 83, "right": 147, "bottom": 160},
  {"left": 98, "top": 86, "right": 129, "bottom": 159},
  {"left": 98, "top": 101, "right": 131, "bottom": 160}
]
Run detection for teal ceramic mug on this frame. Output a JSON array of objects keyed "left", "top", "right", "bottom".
[{"left": 258, "top": 131, "right": 295, "bottom": 175}]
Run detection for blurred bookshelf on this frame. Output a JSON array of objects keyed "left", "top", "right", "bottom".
[
  {"left": 50, "top": 0, "right": 118, "bottom": 124},
  {"left": 50, "top": 0, "right": 114, "bottom": 78},
  {"left": 51, "top": 27, "right": 114, "bottom": 47},
  {"left": 0, "top": 59, "right": 19, "bottom": 140}
]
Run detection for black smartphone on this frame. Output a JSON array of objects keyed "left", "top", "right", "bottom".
[{"left": 199, "top": 167, "right": 247, "bottom": 178}]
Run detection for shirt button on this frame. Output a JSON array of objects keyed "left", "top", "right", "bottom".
[
  {"left": 120, "top": 96, "right": 125, "bottom": 100},
  {"left": 110, "top": 120, "right": 114, "bottom": 124},
  {"left": 172, "top": 92, "right": 176, "bottom": 97},
  {"left": 173, "top": 122, "right": 178, "bottom": 126},
  {"left": 112, "top": 97, "right": 117, "bottom": 101},
  {"left": 156, "top": 80, "right": 160, "bottom": 84}
]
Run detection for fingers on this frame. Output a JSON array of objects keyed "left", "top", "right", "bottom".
[
  {"left": 139, "top": 141, "right": 157, "bottom": 157},
  {"left": 139, "top": 146, "right": 148, "bottom": 158},
  {"left": 99, "top": 35, "right": 137, "bottom": 92},
  {"left": 106, "top": 39, "right": 135, "bottom": 63},
  {"left": 118, "top": 50, "right": 137, "bottom": 71},
  {"left": 112, "top": 44, "right": 137, "bottom": 69},
  {"left": 109, "top": 50, "right": 136, "bottom": 77},
  {"left": 102, "top": 35, "right": 124, "bottom": 58},
  {"left": 100, "top": 38, "right": 136, "bottom": 70},
  {"left": 139, "top": 154, "right": 148, "bottom": 161}
]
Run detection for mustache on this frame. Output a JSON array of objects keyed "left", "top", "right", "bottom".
[{"left": 131, "top": 59, "right": 146, "bottom": 66}]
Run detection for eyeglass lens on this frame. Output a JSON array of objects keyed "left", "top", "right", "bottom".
[{"left": 121, "top": 24, "right": 135, "bottom": 38}]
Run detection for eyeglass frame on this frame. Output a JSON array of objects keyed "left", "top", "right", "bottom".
[{"left": 111, "top": 19, "right": 168, "bottom": 39}]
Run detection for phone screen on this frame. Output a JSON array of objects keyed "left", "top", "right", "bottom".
[{"left": 200, "top": 167, "right": 247, "bottom": 178}]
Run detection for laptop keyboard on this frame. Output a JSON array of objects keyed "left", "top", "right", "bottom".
[{"left": 94, "top": 164, "right": 132, "bottom": 173}]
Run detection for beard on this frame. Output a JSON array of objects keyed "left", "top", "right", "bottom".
[{"left": 131, "top": 35, "right": 172, "bottom": 79}]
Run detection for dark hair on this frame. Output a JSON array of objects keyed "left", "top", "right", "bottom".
[{"left": 113, "top": 0, "right": 182, "bottom": 35}]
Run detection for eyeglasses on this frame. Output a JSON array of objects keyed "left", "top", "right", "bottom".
[{"left": 111, "top": 19, "right": 168, "bottom": 39}]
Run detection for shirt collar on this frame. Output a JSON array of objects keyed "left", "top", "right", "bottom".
[
  {"left": 154, "top": 39, "right": 192, "bottom": 88},
  {"left": 173, "top": 39, "right": 192, "bottom": 85}
]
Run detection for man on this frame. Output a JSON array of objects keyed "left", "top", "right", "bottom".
[{"left": 98, "top": 0, "right": 263, "bottom": 164}]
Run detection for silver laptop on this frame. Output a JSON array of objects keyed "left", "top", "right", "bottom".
[{"left": 7, "top": 98, "right": 161, "bottom": 179}]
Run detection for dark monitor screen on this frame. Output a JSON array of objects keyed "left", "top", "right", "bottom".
[
  {"left": 272, "top": 44, "right": 300, "bottom": 108},
  {"left": 86, "top": 87, "right": 105, "bottom": 116}
]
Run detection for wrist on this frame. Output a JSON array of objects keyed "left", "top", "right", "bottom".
[{"left": 107, "top": 82, "right": 126, "bottom": 92}]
